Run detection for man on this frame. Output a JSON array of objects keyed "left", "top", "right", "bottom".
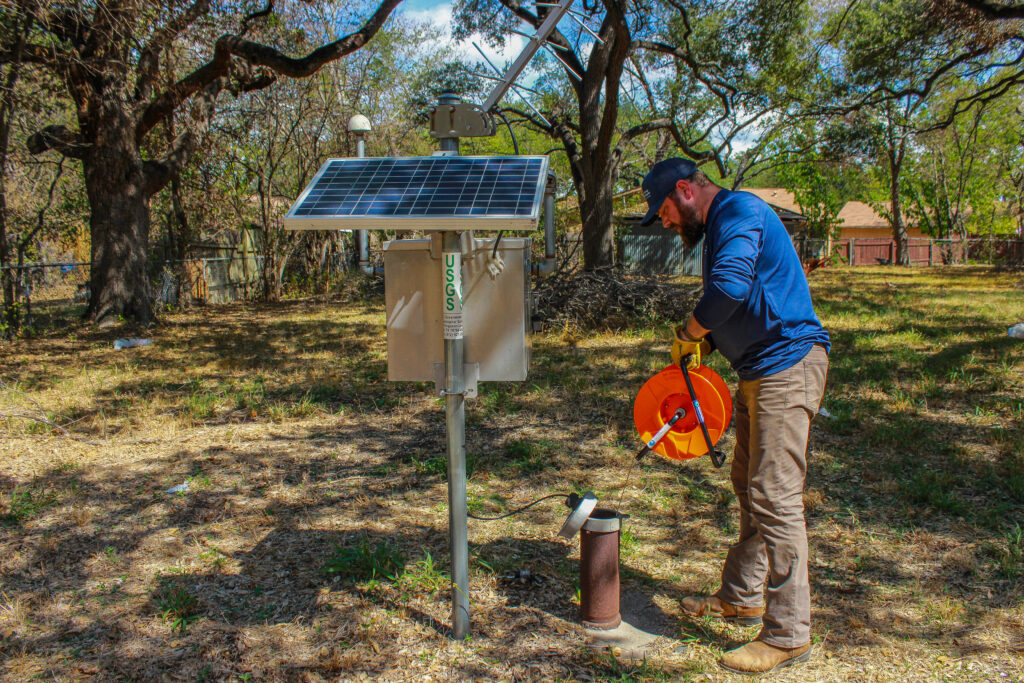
[{"left": 639, "top": 158, "right": 830, "bottom": 675}]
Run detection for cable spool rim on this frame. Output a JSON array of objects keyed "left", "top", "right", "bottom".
[{"left": 633, "top": 364, "right": 731, "bottom": 461}]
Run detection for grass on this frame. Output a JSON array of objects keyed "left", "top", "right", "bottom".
[
  {"left": 398, "top": 553, "right": 450, "bottom": 594},
  {"left": 501, "top": 437, "right": 559, "bottom": 474},
  {"left": 322, "top": 535, "right": 406, "bottom": 583},
  {"left": 155, "top": 582, "right": 200, "bottom": 634},
  {"left": 0, "top": 266, "right": 1022, "bottom": 680},
  {"left": 0, "top": 486, "right": 57, "bottom": 526}
]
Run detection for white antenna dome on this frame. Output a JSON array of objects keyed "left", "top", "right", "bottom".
[{"left": 348, "top": 114, "right": 371, "bottom": 132}]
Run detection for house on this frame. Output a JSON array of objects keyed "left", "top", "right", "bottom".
[{"left": 744, "top": 188, "right": 925, "bottom": 239}]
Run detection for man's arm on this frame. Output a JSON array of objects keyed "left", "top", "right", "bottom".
[
  {"left": 692, "top": 217, "right": 761, "bottom": 330},
  {"left": 681, "top": 315, "right": 710, "bottom": 341}
]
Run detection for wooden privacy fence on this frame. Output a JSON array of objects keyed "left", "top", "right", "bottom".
[
  {"left": 625, "top": 234, "right": 1024, "bottom": 274},
  {"left": 827, "top": 238, "right": 937, "bottom": 266},
  {"left": 795, "top": 237, "right": 1024, "bottom": 268}
]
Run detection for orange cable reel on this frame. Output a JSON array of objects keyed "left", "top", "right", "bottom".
[{"left": 633, "top": 363, "right": 733, "bottom": 461}]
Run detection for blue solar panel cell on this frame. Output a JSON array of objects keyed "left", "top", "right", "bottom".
[{"left": 284, "top": 155, "right": 549, "bottom": 230}]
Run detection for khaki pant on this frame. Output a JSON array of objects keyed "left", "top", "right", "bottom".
[{"left": 715, "top": 344, "right": 829, "bottom": 648}]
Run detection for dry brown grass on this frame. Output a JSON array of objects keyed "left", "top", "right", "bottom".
[{"left": 0, "top": 266, "right": 1022, "bottom": 681}]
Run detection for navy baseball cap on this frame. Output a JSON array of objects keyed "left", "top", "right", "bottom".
[{"left": 640, "top": 158, "right": 699, "bottom": 226}]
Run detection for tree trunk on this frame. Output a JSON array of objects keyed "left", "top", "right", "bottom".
[
  {"left": 888, "top": 145, "right": 910, "bottom": 266},
  {"left": 890, "top": 186, "right": 909, "bottom": 266},
  {"left": 0, "top": 190, "right": 16, "bottom": 337},
  {"left": 580, "top": 170, "right": 615, "bottom": 269},
  {"left": 576, "top": 89, "right": 616, "bottom": 270},
  {"left": 83, "top": 124, "right": 154, "bottom": 326}
]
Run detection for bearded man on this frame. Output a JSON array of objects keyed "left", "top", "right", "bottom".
[{"left": 638, "top": 158, "right": 830, "bottom": 675}]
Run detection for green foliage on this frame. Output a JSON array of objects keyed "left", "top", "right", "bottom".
[
  {"left": 907, "top": 86, "right": 1024, "bottom": 238},
  {"left": 155, "top": 583, "right": 200, "bottom": 634},
  {"left": 397, "top": 553, "right": 450, "bottom": 594},
  {"left": 408, "top": 61, "right": 485, "bottom": 123},
  {"left": 779, "top": 160, "right": 848, "bottom": 240},
  {"left": 0, "top": 486, "right": 57, "bottom": 526},
  {"left": 322, "top": 536, "right": 405, "bottom": 583}
]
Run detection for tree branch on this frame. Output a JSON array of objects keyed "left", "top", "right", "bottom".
[
  {"left": 26, "top": 125, "right": 90, "bottom": 159},
  {"left": 499, "top": 106, "right": 555, "bottom": 134},
  {"left": 0, "top": 42, "right": 60, "bottom": 66},
  {"left": 954, "top": 0, "right": 1024, "bottom": 19},
  {"left": 240, "top": 0, "right": 276, "bottom": 35},
  {"left": 143, "top": 77, "right": 225, "bottom": 195},
  {"left": 135, "top": 0, "right": 213, "bottom": 102},
  {"left": 618, "top": 117, "right": 676, "bottom": 145},
  {"left": 136, "top": 0, "right": 403, "bottom": 140}
]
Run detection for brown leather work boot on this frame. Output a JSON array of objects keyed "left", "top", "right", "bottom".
[
  {"left": 679, "top": 595, "right": 763, "bottom": 626},
  {"left": 719, "top": 640, "right": 812, "bottom": 675}
]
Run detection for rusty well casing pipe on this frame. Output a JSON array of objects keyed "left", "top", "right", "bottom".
[{"left": 579, "top": 508, "right": 622, "bottom": 630}]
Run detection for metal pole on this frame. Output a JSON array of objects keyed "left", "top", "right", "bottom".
[
  {"left": 437, "top": 93, "right": 469, "bottom": 639},
  {"left": 354, "top": 134, "right": 371, "bottom": 274}
]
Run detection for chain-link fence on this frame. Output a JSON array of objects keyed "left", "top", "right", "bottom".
[
  {"left": 0, "top": 261, "right": 90, "bottom": 314},
  {"left": 0, "top": 253, "right": 265, "bottom": 328}
]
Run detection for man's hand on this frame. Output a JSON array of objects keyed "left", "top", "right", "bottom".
[{"left": 671, "top": 325, "right": 703, "bottom": 369}]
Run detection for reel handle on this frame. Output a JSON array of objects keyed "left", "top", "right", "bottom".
[{"left": 681, "top": 356, "right": 728, "bottom": 469}]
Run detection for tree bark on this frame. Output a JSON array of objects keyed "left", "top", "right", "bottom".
[
  {"left": 82, "top": 117, "right": 154, "bottom": 326},
  {"left": 580, "top": 171, "right": 615, "bottom": 268},
  {"left": 888, "top": 142, "right": 910, "bottom": 266}
]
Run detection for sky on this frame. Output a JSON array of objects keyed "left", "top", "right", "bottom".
[
  {"left": 399, "top": 0, "right": 530, "bottom": 75},
  {"left": 393, "top": 1, "right": 757, "bottom": 154}
]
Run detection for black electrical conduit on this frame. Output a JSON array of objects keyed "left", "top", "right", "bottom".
[
  {"left": 490, "top": 110, "right": 522, "bottom": 259},
  {"left": 467, "top": 493, "right": 567, "bottom": 520}
]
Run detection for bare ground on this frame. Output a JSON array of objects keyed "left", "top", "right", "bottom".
[{"left": 1, "top": 267, "right": 1022, "bottom": 681}]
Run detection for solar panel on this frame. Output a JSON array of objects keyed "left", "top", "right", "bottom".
[{"left": 283, "top": 155, "right": 550, "bottom": 231}]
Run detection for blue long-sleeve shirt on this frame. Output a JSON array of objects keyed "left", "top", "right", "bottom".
[{"left": 692, "top": 189, "right": 830, "bottom": 380}]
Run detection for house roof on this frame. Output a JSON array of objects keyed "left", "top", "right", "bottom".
[
  {"left": 744, "top": 188, "right": 891, "bottom": 229},
  {"left": 836, "top": 201, "right": 889, "bottom": 228},
  {"left": 744, "top": 188, "right": 802, "bottom": 214}
]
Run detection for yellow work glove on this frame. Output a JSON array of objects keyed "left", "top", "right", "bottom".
[{"left": 671, "top": 325, "right": 703, "bottom": 370}]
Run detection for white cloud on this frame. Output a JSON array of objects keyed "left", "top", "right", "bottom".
[{"left": 402, "top": 2, "right": 528, "bottom": 78}]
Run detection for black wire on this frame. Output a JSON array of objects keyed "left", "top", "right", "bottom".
[
  {"left": 497, "top": 110, "right": 520, "bottom": 155},
  {"left": 467, "top": 493, "right": 568, "bottom": 521},
  {"left": 492, "top": 111, "right": 521, "bottom": 258}
]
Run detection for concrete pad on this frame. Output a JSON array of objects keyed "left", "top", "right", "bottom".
[{"left": 584, "top": 589, "right": 681, "bottom": 660}]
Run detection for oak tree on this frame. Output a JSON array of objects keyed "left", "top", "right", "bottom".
[{"left": 0, "top": 0, "right": 402, "bottom": 326}]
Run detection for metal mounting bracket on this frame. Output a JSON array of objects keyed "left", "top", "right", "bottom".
[
  {"left": 433, "top": 362, "right": 480, "bottom": 398},
  {"left": 429, "top": 102, "right": 496, "bottom": 139}
]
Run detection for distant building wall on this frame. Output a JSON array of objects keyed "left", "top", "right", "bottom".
[{"left": 618, "top": 217, "right": 704, "bottom": 276}]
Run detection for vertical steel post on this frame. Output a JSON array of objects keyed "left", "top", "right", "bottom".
[
  {"left": 437, "top": 93, "right": 469, "bottom": 639},
  {"left": 354, "top": 135, "right": 369, "bottom": 274}
]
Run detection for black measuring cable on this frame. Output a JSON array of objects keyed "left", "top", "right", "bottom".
[
  {"left": 467, "top": 493, "right": 568, "bottom": 521},
  {"left": 681, "top": 355, "right": 728, "bottom": 468}
]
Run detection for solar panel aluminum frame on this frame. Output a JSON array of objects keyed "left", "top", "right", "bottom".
[{"left": 282, "top": 155, "right": 550, "bottom": 231}]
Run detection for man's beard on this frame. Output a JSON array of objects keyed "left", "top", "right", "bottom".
[{"left": 672, "top": 197, "right": 705, "bottom": 248}]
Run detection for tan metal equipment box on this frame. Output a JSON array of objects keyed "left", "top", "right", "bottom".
[{"left": 384, "top": 235, "right": 531, "bottom": 396}]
